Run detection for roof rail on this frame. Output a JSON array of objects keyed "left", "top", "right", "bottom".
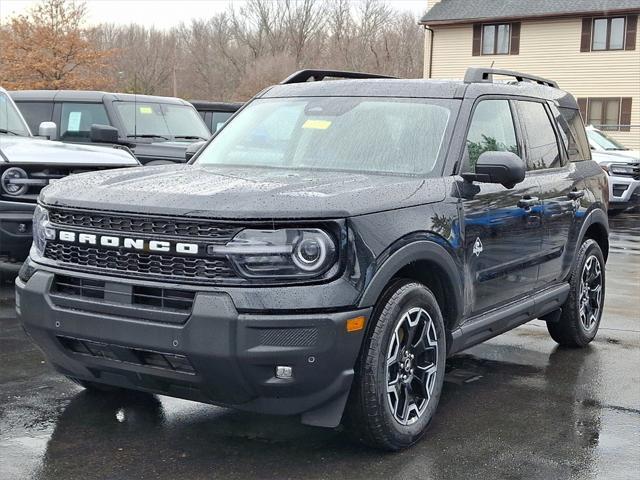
[
  {"left": 280, "top": 69, "right": 396, "bottom": 84},
  {"left": 464, "top": 67, "right": 559, "bottom": 88}
]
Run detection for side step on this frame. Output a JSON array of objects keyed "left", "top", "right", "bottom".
[{"left": 449, "top": 283, "right": 570, "bottom": 354}]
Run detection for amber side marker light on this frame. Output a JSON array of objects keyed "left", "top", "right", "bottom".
[{"left": 346, "top": 316, "right": 366, "bottom": 332}]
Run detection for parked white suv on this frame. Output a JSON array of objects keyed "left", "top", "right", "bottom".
[
  {"left": 592, "top": 151, "right": 639, "bottom": 214},
  {"left": 586, "top": 125, "right": 640, "bottom": 160}
]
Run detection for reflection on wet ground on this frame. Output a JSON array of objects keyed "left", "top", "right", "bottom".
[{"left": 1, "top": 211, "right": 638, "bottom": 480}]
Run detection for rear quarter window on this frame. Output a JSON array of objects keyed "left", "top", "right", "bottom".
[{"left": 557, "top": 107, "right": 592, "bottom": 161}]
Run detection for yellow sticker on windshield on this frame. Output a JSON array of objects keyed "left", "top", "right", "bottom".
[
  {"left": 302, "top": 119, "right": 332, "bottom": 130},
  {"left": 139, "top": 106, "right": 153, "bottom": 114}
]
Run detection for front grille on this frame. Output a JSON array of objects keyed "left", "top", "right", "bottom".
[
  {"left": 1, "top": 166, "right": 99, "bottom": 203},
  {"left": 49, "top": 209, "right": 242, "bottom": 241},
  {"left": 52, "top": 275, "right": 196, "bottom": 312},
  {"left": 44, "top": 242, "right": 236, "bottom": 282}
]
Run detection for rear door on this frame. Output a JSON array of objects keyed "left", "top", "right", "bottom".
[
  {"left": 515, "top": 100, "right": 580, "bottom": 286},
  {"left": 459, "top": 98, "right": 544, "bottom": 315}
]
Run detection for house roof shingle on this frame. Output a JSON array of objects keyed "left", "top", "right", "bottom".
[{"left": 420, "top": 0, "right": 640, "bottom": 25}]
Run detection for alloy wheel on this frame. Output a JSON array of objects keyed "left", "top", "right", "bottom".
[
  {"left": 386, "top": 307, "right": 438, "bottom": 426},
  {"left": 579, "top": 255, "right": 603, "bottom": 331}
]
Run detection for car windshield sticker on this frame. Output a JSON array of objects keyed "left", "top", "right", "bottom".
[
  {"left": 139, "top": 106, "right": 153, "bottom": 114},
  {"left": 302, "top": 119, "right": 332, "bottom": 130},
  {"left": 67, "top": 112, "right": 82, "bottom": 131}
]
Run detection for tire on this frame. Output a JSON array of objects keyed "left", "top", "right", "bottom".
[
  {"left": 345, "top": 280, "right": 447, "bottom": 451},
  {"left": 547, "top": 239, "right": 605, "bottom": 347}
]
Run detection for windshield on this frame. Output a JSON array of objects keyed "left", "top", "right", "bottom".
[
  {"left": 195, "top": 97, "right": 455, "bottom": 175},
  {"left": 0, "top": 92, "right": 31, "bottom": 137},
  {"left": 114, "top": 101, "right": 210, "bottom": 140},
  {"left": 587, "top": 128, "right": 628, "bottom": 150}
]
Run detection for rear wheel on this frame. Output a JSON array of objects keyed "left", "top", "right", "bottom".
[
  {"left": 346, "top": 280, "right": 447, "bottom": 450},
  {"left": 547, "top": 239, "right": 605, "bottom": 347}
]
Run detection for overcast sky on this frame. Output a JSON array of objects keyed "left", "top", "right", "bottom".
[{"left": 0, "top": 0, "right": 429, "bottom": 28}]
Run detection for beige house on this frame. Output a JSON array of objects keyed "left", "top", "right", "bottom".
[{"left": 420, "top": 0, "right": 640, "bottom": 149}]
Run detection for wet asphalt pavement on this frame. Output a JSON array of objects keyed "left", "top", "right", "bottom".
[{"left": 1, "top": 212, "right": 638, "bottom": 480}]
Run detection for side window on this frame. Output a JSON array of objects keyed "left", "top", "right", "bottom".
[
  {"left": 557, "top": 107, "right": 592, "bottom": 161},
  {"left": 60, "top": 102, "right": 110, "bottom": 141},
  {"left": 517, "top": 101, "right": 561, "bottom": 170},
  {"left": 14, "top": 101, "right": 53, "bottom": 134},
  {"left": 465, "top": 99, "right": 518, "bottom": 170}
]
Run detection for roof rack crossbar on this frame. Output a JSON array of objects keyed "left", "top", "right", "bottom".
[
  {"left": 280, "top": 69, "right": 397, "bottom": 84},
  {"left": 464, "top": 67, "right": 558, "bottom": 88}
]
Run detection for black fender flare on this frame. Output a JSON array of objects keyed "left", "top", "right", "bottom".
[
  {"left": 577, "top": 207, "right": 609, "bottom": 259},
  {"left": 357, "top": 240, "right": 463, "bottom": 325}
]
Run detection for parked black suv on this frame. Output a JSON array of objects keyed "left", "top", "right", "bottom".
[
  {"left": 10, "top": 90, "right": 210, "bottom": 165},
  {"left": 190, "top": 100, "right": 243, "bottom": 133},
  {"left": 16, "top": 69, "right": 609, "bottom": 450}
]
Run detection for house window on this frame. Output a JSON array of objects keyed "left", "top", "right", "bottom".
[
  {"left": 579, "top": 97, "right": 633, "bottom": 132},
  {"left": 592, "top": 17, "right": 626, "bottom": 50},
  {"left": 482, "top": 24, "right": 510, "bottom": 55}
]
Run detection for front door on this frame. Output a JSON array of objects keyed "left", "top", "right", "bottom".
[{"left": 458, "top": 98, "right": 544, "bottom": 315}]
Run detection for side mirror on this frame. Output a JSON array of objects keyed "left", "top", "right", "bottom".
[
  {"left": 90, "top": 124, "right": 119, "bottom": 144},
  {"left": 462, "top": 151, "right": 525, "bottom": 189},
  {"left": 38, "top": 121, "right": 57, "bottom": 140},
  {"left": 185, "top": 141, "right": 206, "bottom": 162}
]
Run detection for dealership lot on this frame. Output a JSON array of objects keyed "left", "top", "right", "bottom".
[{"left": 0, "top": 211, "right": 638, "bottom": 480}]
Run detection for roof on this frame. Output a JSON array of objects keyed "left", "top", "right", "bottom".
[
  {"left": 420, "top": 0, "right": 640, "bottom": 25},
  {"left": 9, "top": 90, "right": 190, "bottom": 105},
  {"left": 188, "top": 100, "right": 243, "bottom": 112},
  {"left": 259, "top": 76, "right": 578, "bottom": 110}
]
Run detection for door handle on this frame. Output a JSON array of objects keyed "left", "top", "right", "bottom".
[
  {"left": 518, "top": 196, "right": 539, "bottom": 209},
  {"left": 567, "top": 189, "right": 585, "bottom": 200}
]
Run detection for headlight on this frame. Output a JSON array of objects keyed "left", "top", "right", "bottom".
[
  {"left": 211, "top": 228, "right": 337, "bottom": 279},
  {"left": 1, "top": 167, "right": 29, "bottom": 196},
  {"left": 31, "top": 205, "right": 54, "bottom": 257},
  {"left": 610, "top": 164, "right": 636, "bottom": 175}
]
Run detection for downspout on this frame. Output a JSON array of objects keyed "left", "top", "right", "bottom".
[{"left": 424, "top": 25, "right": 435, "bottom": 79}]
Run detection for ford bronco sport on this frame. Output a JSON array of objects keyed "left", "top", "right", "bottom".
[{"left": 16, "top": 68, "right": 609, "bottom": 450}]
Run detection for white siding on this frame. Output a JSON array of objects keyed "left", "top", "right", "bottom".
[{"left": 425, "top": 17, "right": 640, "bottom": 149}]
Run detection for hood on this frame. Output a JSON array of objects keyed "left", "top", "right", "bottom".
[
  {"left": 592, "top": 151, "right": 640, "bottom": 164},
  {"left": 598, "top": 150, "right": 640, "bottom": 161},
  {"left": 131, "top": 140, "right": 195, "bottom": 163},
  {"left": 0, "top": 135, "right": 139, "bottom": 166},
  {"left": 40, "top": 164, "right": 446, "bottom": 219}
]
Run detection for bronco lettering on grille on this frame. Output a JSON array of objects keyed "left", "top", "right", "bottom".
[{"left": 57, "top": 230, "right": 199, "bottom": 255}]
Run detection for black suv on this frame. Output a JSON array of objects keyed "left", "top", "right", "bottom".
[
  {"left": 10, "top": 90, "right": 210, "bottom": 165},
  {"left": 16, "top": 69, "right": 609, "bottom": 450}
]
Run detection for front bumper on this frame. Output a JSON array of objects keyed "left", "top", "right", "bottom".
[
  {"left": 16, "top": 269, "right": 371, "bottom": 427},
  {"left": 607, "top": 175, "right": 640, "bottom": 208},
  {"left": 0, "top": 200, "right": 35, "bottom": 273}
]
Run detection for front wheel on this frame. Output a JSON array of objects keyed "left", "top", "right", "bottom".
[
  {"left": 345, "top": 280, "right": 447, "bottom": 450},
  {"left": 547, "top": 239, "right": 605, "bottom": 347}
]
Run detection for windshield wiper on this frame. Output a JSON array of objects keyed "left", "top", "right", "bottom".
[
  {"left": 126, "top": 134, "right": 170, "bottom": 141},
  {"left": 0, "top": 128, "right": 21, "bottom": 136},
  {"left": 173, "top": 135, "right": 208, "bottom": 141}
]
